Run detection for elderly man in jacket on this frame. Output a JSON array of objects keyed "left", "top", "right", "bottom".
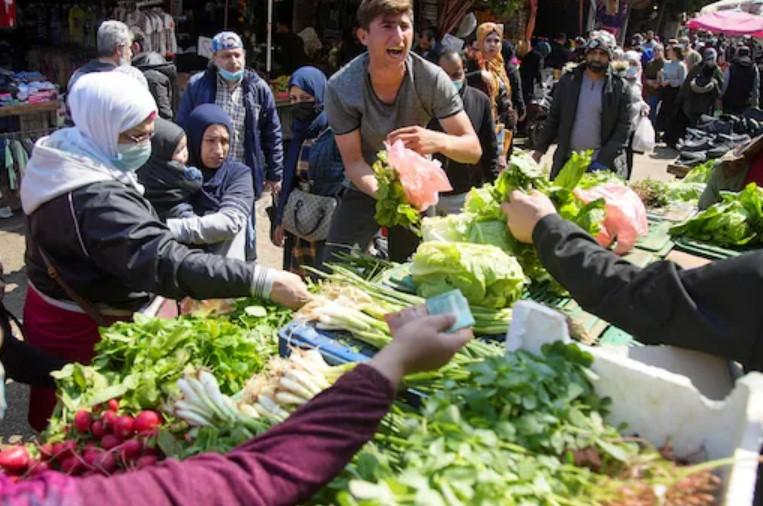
[
  {"left": 177, "top": 31, "right": 284, "bottom": 261},
  {"left": 532, "top": 31, "right": 633, "bottom": 179}
]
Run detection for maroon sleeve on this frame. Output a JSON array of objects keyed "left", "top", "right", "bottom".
[{"left": 76, "top": 364, "right": 395, "bottom": 506}]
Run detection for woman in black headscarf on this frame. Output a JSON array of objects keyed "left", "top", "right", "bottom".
[
  {"left": 137, "top": 118, "right": 203, "bottom": 221},
  {"left": 165, "top": 104, "right": 255, "bottom": 260}
]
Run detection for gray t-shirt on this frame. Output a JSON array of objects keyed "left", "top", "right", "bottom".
[
  {"left": 569, "top": 73, "right": 604, "bottom": 153},
  {"left": 324, "top": 52, "right": 463, "bottom": 167}
]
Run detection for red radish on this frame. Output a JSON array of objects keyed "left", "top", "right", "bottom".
[
  {"left": 90, "top": 421, "right": 106, "bottom": 439},
  {"left": 93, "top": 452, "right": 117, "bottom": 474},
  {"left": 136, "top": 455, "right": 158, "bottom": 469},
  {"left": 0, "top": 446, "right": 29, "bottom": 473},
  {"left": 59, "top": 441, "right": 77, "bottom": 459},
  {"left": 107, "top": 399, "right": 119, "bottom": 412},
  {"left": 100, "top": 435, "right": 121, "bottom": 451},
  {"left": 73, "top": 410, "right": 92, "bottom": 434},
  {"left": 50, "top": 443, "right": 64, "bottom": 461},
  {"left": 83, "top": 449, "right": 100, "bottom": 468},
  {"left": 102, "top": 411, "right": 118, "bottom": 431},
  {"left": 29, "top": 460, "right": 50, "bottom": 476},
  {"left": 141, "top": 446, "right": 158, "bottom": 457},
  {"left": 38, "top": 443, "right": 54, "bottom": 461},
  {"left": 59, "top": 456, "right": 83, "bottom": 475},
  {"left": 113, "top": 416, "right": 135, "bottom": 439},
  {"left": 133, "top": 411, "right": 162, "bottom": 434},
  {"left": 119, "top": 439, "right": 142, "bottom": 461}
]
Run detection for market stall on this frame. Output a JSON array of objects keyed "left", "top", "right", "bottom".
[
  {"left": 686, "top": 9, "right": 763, "bottom": 37},
  {"left": 0, "top": 142, "right": 761, "bottom": 503}
]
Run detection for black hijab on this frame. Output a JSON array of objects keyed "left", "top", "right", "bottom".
[{"left": 137, "top": 118, "right": 202, "bottom": 220}]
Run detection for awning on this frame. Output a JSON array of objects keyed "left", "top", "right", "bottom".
[
  {"left": 700, "top": 0, "right": 763, "bottom": 14},
  {"left": 686, "top": 10, "right": 763, "bottom": 37}
]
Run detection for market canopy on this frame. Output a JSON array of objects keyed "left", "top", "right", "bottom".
[
  {"left": 700, "top": 0, "right": 763, "bottom": 14},
  {"left": 686, "top": 10, "right": 763, "bottom": 37}
]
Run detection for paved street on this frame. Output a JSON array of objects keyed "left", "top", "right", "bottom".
[{"left": 0, "top": 146, "right": 678, "bottom": 439}]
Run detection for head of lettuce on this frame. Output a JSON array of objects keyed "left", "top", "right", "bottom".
[{"left": 410, "top": 242, "right": 527, "bottom": 309}]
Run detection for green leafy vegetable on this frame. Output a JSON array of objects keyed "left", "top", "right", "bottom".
[
  {"left": 410, "top": 241, "right": 526, "bottom": 308},
  {"left": 670, "top": 183, "right": 763, "bottom": 246},
  {"left": 372, "top": 151, "right": 423, "bottom": 234},
  {"left": 683, "top": 159, "right": 717, "bottom": 184},
  {"left": 630, "top": 178, "right": 705, "bottom": 208}
]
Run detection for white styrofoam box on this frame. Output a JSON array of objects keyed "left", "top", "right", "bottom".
[{"left": 506, "top": 302, "right": 763, "bottom": 505}]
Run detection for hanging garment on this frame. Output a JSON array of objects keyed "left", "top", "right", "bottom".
[{"left": 0, "top": 0, "right": 16, "bottom": 29}]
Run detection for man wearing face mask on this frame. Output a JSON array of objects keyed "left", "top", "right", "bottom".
[
  {"left": 532, "top": 31, "right": 633, "bottom": 179},
  {"left": 177, "top": 31, "right": 285, "bottom": 261},
  {"left": 429, "top": 50, "right": 499, "bottom": 214},
  {"left": 68, "top": 20, "right": 135, "bottom": 93}
]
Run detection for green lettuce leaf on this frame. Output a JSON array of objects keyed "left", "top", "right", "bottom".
[{"left": 410, "top": 241, "right": 526, "bottom": 308}]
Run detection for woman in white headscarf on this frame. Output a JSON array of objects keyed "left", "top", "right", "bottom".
[{"left": 20, "top": 72, "right": 309, "bottom": 429}]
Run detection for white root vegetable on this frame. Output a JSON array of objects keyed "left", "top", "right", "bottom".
[
  {"left": 238, "top": 403, "right": 261, "bottom": 419},
  {"left": 198, "top": 370, "right": 238, "bottom": 421},
  {"left": 278, "top": 377, "right": 315, "bottom": 401},
  {"left": 176, "top": 408, "right": 213, "bottom": 427},
  {"left": 275, "top": 391, "right": 308, "bottom": 406},
  {"left": 284, "top": 369, "right": 326, "bottom": 396}
]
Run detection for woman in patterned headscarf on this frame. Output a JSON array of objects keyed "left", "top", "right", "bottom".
[{"left": 475, "top": 22, "right": 515, "bottom": 160}]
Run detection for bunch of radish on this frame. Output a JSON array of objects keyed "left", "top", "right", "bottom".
[{"left": 0, "top": 399, "right": 164, "bottom": 480}]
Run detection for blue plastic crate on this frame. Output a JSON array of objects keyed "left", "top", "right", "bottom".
[
  {"left": 278, "top": 320, "right": 427, "bottom": 408},
  {"left": 278, "top": 321, "right": 373, "bottom": 365}
]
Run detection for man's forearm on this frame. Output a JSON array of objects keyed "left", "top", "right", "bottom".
[
  {"left": 346, "top": 161, "right": 378, "bottom": 198},
  {"left": 532, "top": 214, "right": 763, "bottom": 368},
  {"left": 437, "top": 132, "right": 482, "bottom": 164}
]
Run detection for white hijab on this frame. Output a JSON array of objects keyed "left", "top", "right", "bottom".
[
  {"left": 21, "top": 73, "right": 158, "bottom": 214},
  {"left": 68, "top": 71, "right": 157, "bottom": 164}
]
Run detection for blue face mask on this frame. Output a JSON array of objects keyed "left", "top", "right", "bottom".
[
  {"left": 452, "top": 79, "right": 465, "bottom": 93},
  {"left": 218, "top": 67, "right": 244, "bottom": 82},
  {"left": 113, "top": 142, "right": 152, "bottom": 173}
]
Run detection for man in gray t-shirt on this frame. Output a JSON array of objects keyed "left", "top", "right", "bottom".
[{"left": 321, "top": 0, "right": 482, "bottom": 263}]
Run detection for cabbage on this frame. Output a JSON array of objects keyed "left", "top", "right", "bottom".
[{"left": 410, "top": 242, "right": 526, "bottom": 309}]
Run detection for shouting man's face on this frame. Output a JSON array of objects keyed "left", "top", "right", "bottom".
[{"left": 359, "top": 13, "right": 414, "bottom": 69}]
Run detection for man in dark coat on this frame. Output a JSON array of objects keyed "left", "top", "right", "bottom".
[
  {"left": 132, "top": 31, "right": 178, "bottom": 120},
  {"left": 722, "top": 45, "right": 760, "bottom": 115},
  {"left": 533, "top": 31, "right": 632, "bottom": 179},
  {"left": 430, "top": 50, "right": 500, "bottom": 214}
]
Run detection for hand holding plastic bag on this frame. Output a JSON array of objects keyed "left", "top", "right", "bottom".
[{"left": 575, "top": 184, "right": 648, "bottom": 254}]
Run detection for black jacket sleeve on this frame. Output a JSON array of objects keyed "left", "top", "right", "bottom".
[
  {"left": 535, "top": 77, "right": 564, "bottom": 154},
  {"left": 508, "top": 64, "right": 525, "bottom": 118},
  {"left": 79, "top": 188, "right": 256, "bottom": 301},
  {"left": 596, "top": 80, "right": 633, "bottom": 168},
  {"left": 0, "top": 331, "right": 66, "bottom": 387},
  {"left": 479, "top": 94, "right": 500, "bottom": 184},
  {"left": 533, "top": 214, "right": 763, "bottom": 371}
]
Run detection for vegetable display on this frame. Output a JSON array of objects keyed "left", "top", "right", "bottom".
[
  {"left": 422, "top": 150, "right": 605, "bottom": 291},
  {"left": 670, "top": 182, "right": 763, "bottom": 247},
  {"left": 312, "top": 343, "right": 720, "bottom": 505},
  {"left": 682, "top": 159, "right": 716, "bottom": 184},
  {"left": 630, "top": 178, "right": 705, "bottom": 208},
  {"left": 410, "top": 241, "right": 526, "bottom": 309}
]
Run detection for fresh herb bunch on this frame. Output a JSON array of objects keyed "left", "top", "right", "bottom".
[
  {"left": 313, "top": 343, "right": 720, "bottom": 506},
  {"left": 372, "top": 151, "right": 423, "bottom": 234}
]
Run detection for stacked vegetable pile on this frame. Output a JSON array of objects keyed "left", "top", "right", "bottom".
[
  {"left": 670, "top": 183, "right": 763, "bottom": 247},
  {"left": 312, "top": 343, "right": 720, "bottom": 505},
  {"left": 421, "top": 151, "right": 606, "bottom": 292},
  {"left": 0, "top": 299, "right": 290, "bottom": 479}
]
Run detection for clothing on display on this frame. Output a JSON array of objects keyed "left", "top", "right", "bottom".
[
  {"left": 0, "top": 70, "right": 58, "bottom": 107},
  {"left": 114, "top": 5, "right": 178, "bottom": 57}
]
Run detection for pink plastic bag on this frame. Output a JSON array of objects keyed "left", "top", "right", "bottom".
[
  {"left": 386, "top": 140, "right": 453, "bottom": 211},
  {"left": 574, "top": 184, "right": 649, "bottom": 254}
]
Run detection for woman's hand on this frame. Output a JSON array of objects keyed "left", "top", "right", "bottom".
[
  {"left": 272, "top": 225, "right": 285, "bottom": 247},
  {"left": 369, "top": 305, "right": 473, "bottom": 386},
  {"left": 269, "top": 270, "right": 312, "bottom": 309}
]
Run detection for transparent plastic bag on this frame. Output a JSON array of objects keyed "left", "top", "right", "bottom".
[{"left": 632, "top": 116, "right": 656, "bottom": 153}]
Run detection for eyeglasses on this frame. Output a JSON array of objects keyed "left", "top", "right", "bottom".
[{"left": 125, "top": 131, "right": 155, "bottom": 144}]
